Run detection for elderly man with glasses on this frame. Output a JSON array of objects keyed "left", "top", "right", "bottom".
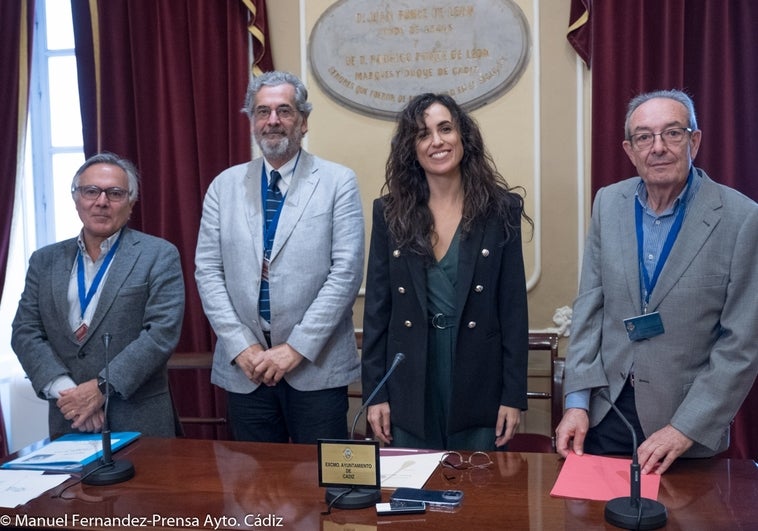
[
  {"left": 12, "top": 152, "right": 185, "bottom": 438},
  {"left": 556, "top": 89, "right": 758, "bottom": 475}
]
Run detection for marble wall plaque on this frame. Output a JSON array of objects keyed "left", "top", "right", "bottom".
[{"left": 308, "top": 0, "right": 531, "bottom": 119}]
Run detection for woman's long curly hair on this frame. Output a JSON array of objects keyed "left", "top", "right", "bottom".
[{"left": 382, "top": 93, "right": 533, "bottom": 258}]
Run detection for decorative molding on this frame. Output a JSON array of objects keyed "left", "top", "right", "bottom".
[{"left": 529, "top": 306, "right": 572, "bottom": 338}]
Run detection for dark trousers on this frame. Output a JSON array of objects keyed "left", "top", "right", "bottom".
[
  {"left": 227, "top": 380, "right": 348, "bottom": 444},
  {"left": 584, "top": 379, "right": 647, "bottom": 456}
]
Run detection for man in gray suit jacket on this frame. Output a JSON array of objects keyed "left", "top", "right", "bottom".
[
  {"left": 556, "top": 90, "right": 758, "bottom": 475},
  {"left": 195, "top": 71, "right": 364, "bottom": 444},
  {"left": 12, "top": 153, "right": 185, "bottom": 438}
]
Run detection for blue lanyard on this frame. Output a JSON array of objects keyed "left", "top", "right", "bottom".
[
  {"left": 77, "top": 231, "right": 123, "bottom": 319},
  {"left": 260, "top": 151, "right": 299, "bottom": 253},
  {"left": 635, "top": 171, "right": 693, "bottom": 312}
]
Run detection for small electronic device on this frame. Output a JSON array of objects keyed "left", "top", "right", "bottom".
[
  {"left": 389, "top": 487, "right": 464, "bottom": 508},
  {"left": 375, "top": 500, "right": 427, "bottom": 515}
]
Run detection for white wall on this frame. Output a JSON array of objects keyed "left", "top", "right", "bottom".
[
  {"left": 0, "top": 143, "right": 48, "bottom": 453},
  {"left": 0, "top": 375, "right": 49, "bottom": 453}
]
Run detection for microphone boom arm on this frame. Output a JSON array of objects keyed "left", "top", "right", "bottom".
[
  {"left": 350, "top": 352, "right": 405, "bottom": 440},
  {"left": 599, "top": 387, "right": 667, "bottom": 529},
  {"left": 101, "top": 333, "right": 113, "bottom": 465},
  {"left": 605, "top": 392, "right": 641, "bottom": 505}
]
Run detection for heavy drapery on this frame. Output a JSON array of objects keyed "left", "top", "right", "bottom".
[
  {"left": 568, "top": 0, "right": 758, "bottom": 201},
  {"left": 568, "top": 0, "right": 758, "bottom": 459},
  {"left": 0, "top": 1, "right": 34, "bottom": 305},
  {"left": 71, "top": 0, "right": 254, "bottom": 438}
]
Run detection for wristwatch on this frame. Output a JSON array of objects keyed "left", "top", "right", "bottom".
[{"left": 97, "top": 376, "right": 111, "bottom": 396}]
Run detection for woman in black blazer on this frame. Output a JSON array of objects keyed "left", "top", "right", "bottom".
[{"left": 361, "top": 93, "right": 533, "bottom": 451}]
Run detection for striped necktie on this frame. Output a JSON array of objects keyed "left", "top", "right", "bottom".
[{"left": 259, "top": 170, "right": 282, "bottom": 322}]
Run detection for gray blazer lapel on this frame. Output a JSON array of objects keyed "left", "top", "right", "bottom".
[
  {"left": 52, "top": 241, "right": 78, "bottom": 333},
  {"left": 648, "top": 172, "right": 722, "bottom": 311},
  {"left": 618, "top": 182, "right": 643, "bottom": 313},
  {"left": 245, "top": 160, "right": 265, "bottom": 265},
  {"left": 270, "top": 152, "right": 317, "bottom": 262},
  {"left": 86, "top": 229, "right": 140, "bottom": 340}
]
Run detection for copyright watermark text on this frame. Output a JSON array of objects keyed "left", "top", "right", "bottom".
[{"left": 1, "top": 513, "right": 285, "bottom": 529}]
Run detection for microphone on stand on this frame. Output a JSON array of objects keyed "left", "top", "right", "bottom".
[
  {"left": 82, "top": 333, "right": 135, "bottom": 485},
  {"left": 325, "top": 352, "right": 406, "bottom": 510},
  {"left": 350, "top": 352, "right": 405, "bottom": 441},
  {"left": 598, "top": 388, "right": 667, "bottom": 530}
]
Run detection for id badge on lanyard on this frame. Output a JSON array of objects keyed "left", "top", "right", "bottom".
[{"left": 625, "top": 172, "right": 692, "bottom": 341}]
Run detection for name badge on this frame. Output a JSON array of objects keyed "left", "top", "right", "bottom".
[{"left": 623, "top": 311, "right": 664, "bottom": 341}]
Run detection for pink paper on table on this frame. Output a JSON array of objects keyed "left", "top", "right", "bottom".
[{"left": 550, "top": 452, "right": 661, "bottom": 501}]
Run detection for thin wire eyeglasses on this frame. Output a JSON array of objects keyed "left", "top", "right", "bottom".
[
  {"left": 628, "top": 127, "right": 692, "bottom": 151},
  {"left": 439, "top": 451, "right": 493, "bottom": 470},
  {"left": 72, "top": 185, "right": 130, "bottom": 202},
  {"left": 253, "top": 105, "right": 297, "bottom": 121}
]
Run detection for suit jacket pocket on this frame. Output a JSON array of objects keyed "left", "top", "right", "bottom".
[
  {"left": 108, "top": 283, "right": 149, "bottom": 316},
  {"left": 675, "top": 274, "right": 727, "bottom": 289}
]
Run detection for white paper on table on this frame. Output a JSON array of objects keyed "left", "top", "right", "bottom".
[
  {"left": 379, "top": 449, "right": 447, "bottom": 489},
  {"left": 0, "top": 469, "right": 70, "bottom": 508}
]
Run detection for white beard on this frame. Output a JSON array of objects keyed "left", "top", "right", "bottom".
[{"left": 255, "top": 128, "right": 304, "bottom": 162}]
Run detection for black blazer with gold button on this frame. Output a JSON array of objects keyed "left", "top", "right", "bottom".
[{"left": 361, "top": 197, "right": 529, "bottom": 440}]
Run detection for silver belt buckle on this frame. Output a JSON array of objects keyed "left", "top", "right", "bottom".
[{"left": 431, "top": 313, "right": 447, "bottom": 329}]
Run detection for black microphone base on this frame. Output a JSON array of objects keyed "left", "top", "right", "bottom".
[
  {"left": 325, "top": 487, "right": 381, "bottom": 509},
  {"left": 605, "top": 496, "right": 667, "bottom": 530},
  {"left": 82, "top": 459, "right": 135, "bottom": 486}
]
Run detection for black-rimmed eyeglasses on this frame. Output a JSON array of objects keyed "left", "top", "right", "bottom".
[
  {"left": 72, "top": 185, "right": 130, "bottom": 202},
  {"left": 628, "top": 127, "right": 692, "bottom": 151}
]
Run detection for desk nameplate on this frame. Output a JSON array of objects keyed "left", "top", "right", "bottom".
[{"left": 318, "top": 438, "right": 380, "bottom": 489}]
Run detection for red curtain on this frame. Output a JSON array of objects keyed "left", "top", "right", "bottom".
[
  {"left": 0, "top": 1, "right": 34, "bottom": 304},
  {"left": 568, "top": 0, "right": 758, "bottom": 459},
  {"left": 71, "top": 0, "right": 253, "bottom": 439},
  {"left": 568, "top": 0, "right": 758, "bottom": 201}
]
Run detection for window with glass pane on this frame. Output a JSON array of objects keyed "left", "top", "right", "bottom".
[{"left": 29, "top": 0, "right": 85, "bottom": 244}]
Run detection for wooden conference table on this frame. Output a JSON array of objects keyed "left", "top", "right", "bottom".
[{"left": 5, "top": 437, "right": 758, "bottom": 530}]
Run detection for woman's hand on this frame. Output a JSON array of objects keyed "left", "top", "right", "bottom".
[
  {"left": 367, "top": 402, "right": 393, "bottom": 444},
  {"left": 495, "top": 405, "right": 521, "bottom": 447}
]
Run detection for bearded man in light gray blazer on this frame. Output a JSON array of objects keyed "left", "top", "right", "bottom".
[
  {"left": 12, "top": 153, "right": 185, "bottom": 438},
  {"left": 556, "top": 90, "right": 758, "bottom": 475},
  {"left": 195, "top": 71, "right": 364, "bottom": 444}
]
